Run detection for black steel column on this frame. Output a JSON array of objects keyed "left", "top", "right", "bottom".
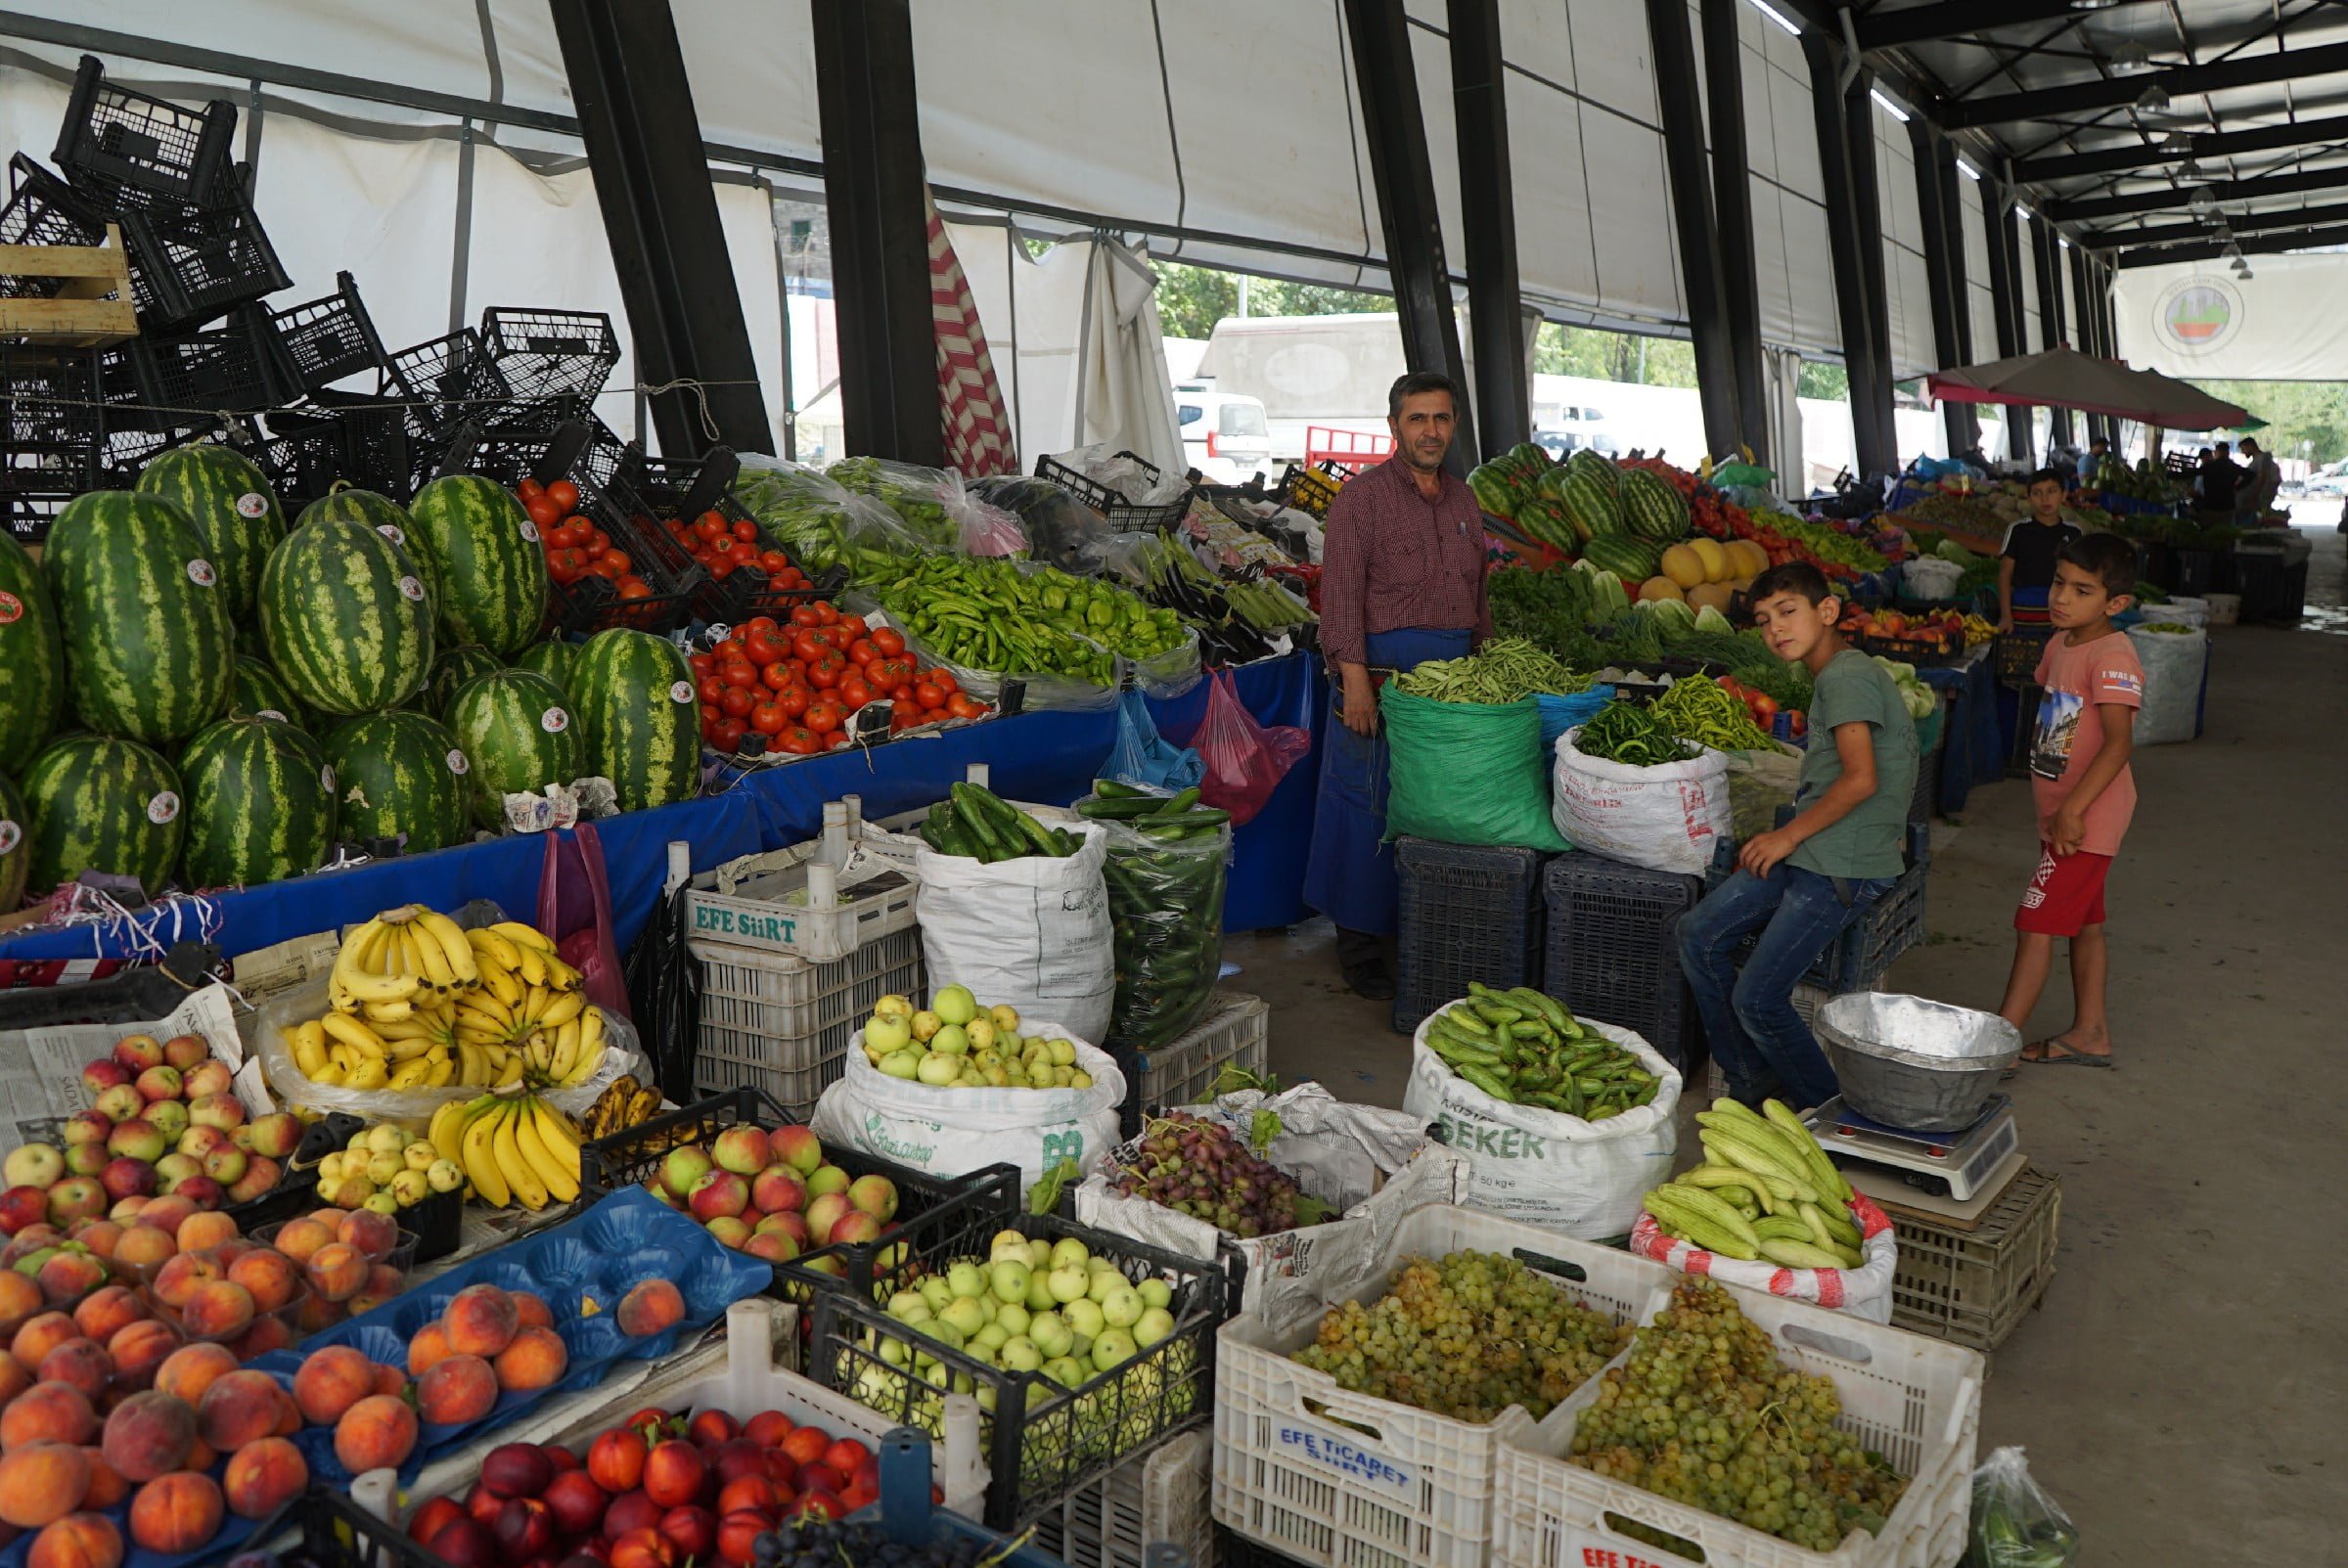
[
  {"left": 809, "top": 0, "right": 945, "bottom": 467},
  {"left": 1344, "top": 0, "right": 1476, "bottom": 473},
  {"left": 1648, "top": 0, "right": 1741, "bottom": 457},
  {"left": 2031, "top": 213, "right": 2072, "bottom": 446},
  {"left": 1700, "top": 0, "right": 1769, "bottom": 458},
  {"left": 2071, "top": 246, "right": 2105, "bottom": 446},
  {"left": 1842, "top": 71, "right": 1899, "bottom": 473},
  {"left": 1447, "top": 0, "right": 1527, "bottom": 459},
  {"left": 1932, "top": 137, "right": 1979, "bottom": 452},
  {"left": 1801, "top": 32, "right": 1892, "bottom": 478},
  {"left": 549, "top": 0, "right": 774, "bottom": 456},
  {"left": 1908, "top": 121, "right": 1967, "bottom": 458},
  {"left": 1979, "top": 174, "right": 2030, "bottom": 463}
]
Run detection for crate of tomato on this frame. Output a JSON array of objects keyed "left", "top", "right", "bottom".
[
  {"left": 633, "top": 446, "right": 839, "bottom": 624},
  {"left": 687, "top": 600, "right": 994, "bottom": 761}
]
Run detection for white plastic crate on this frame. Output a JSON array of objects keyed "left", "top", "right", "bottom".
[
  {"left": 1130, "top": 991, "right": 1270, "bottom": 1113},
  {"left": 683, "top": 833, "right": 921, "bottom": 963},
  {"left": 690, "top": 924, "right": 925, "bottom": 1118},
  {"left": 1211, "top": 1204, "right": 1674, "bottom": 1568},
  {"left": 1490, "top": 1279, "right": 1983, "bottom": 1568},
  {"left": 1029, "top": 1429, "right": 1216, "bottom": 1568}
]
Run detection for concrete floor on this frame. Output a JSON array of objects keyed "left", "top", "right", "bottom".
[{"left": 1223, "top": 529, "right": 2348, "bottom": 1563}]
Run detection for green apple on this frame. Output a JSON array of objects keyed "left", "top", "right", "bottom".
[
  {"left": 886, "top": 1289, "right": 931, "bottom": 1322},
  {"left": 1138, "top": 1277, "right": 1173, "bottom": 1311},
  {"left": 965, "top": 1018, "right": 996, "bottom": 1053},
  {"left": 929, "top": 1023, "right": 970, "bottom": 1057},
  {"left": 1063, "top": 1297, "right": 1106, "bottom": 1339},
  {"left": 1049, "top": 1237, "right": 1090, "bottom": 1272},
  {"left": 990, "top": 1229, "right": 1031, "bottom": 1260},
  {"left": 1100, "top": 1284, "right": 1143, "bottom": 1328},
  {"left": 911, "top": 1010, "right": 942, "bottom": 1043},
  {"left": 1024, "top": 1267, "right": 1058, "bottom": 1311},
  {"left": 1091, "top": 1326, "right": 1137, "bottom": 1370},
  {"left": 880, "top": 1051, "right": 921, "bottom": 1080},
  {"left": 1046, "top": 1265, "right": 1090, "bottom": 1304},
  {"left": 1045, "top": 1356, "right": 1089, "bottom": 1390},
  {"left": 1048, "top": 1038, "right": 1076, "bottom": 1067},
  {"left": 914, "top": 1316, "right": 966, "bottom": 1352},
  {"left": 994, "top": 1302, "right": 1031, "bottom": 1336},
  {"left": 1026, "top": 1238, "right": 1055, "bottom": 1271},
  {"left": 939, "top": 1296, "right": 987, "bottom": 1338},
  {"left": 947, "top": 1261, "right": 987, "bottom": 1298},
  {"left": 999, "top": 1334, "right": 1044, "bottom": 1372},
  {"left": 932, "top": 984, "right": 978, "bottom": 1026},
  {"left": 865, "top": 1013, "right": 913, "bottom": 1054},
  {"left": 990, "top": 1004, "right": 1020, "bottom": 1033},
  {"left": 1027, "top": 1311, "right": 1072, "bottom": 1360},
  {"left": 1087, "top": 1269, "right": 1123, "bottom": 1305},
  {"left": 874, "top": 994, "right": 914, "bottom": 1020},
  {"left": 1069, "top": 1069, "right": 1094, "bottom": 1089},
  {"left": 1134, "top": 1306, "right": 1176, "bottom": 1348},
  {"left": 916, "top": 1053, "right": 960, "bottom": 1087},
  {"left": 919, "top": 1276, "right": 956, "bottom": 1314},
  {"left": 989, "top": 1260, "right": 1031, "bottom": 1303},
  {"left": 970, "top": 1321, "right": 1011, "bottom": 1356}
]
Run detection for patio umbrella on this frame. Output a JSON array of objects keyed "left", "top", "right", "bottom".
[
  {"left": 2119, "top": 364, "right": 2254, "bottom": 431},
  {"left": 1925, "top": 346, "right": 2247, "bottom": 428}
]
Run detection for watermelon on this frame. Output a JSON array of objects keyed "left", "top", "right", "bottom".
[
  {"left": 258, "top": 516, "right": 436, "bottom": 716},
  {"left": 322, "top": 711, "right": 474, "bottom": 854},
  {"left": 1568, "top": 447, "right": 1620, "bottom": 497},
  {"left": 407, "top": 475, "right": 551, "bottom": 656},
  {"left": 1582, "top": 535, "right": 1660, "bottom": 584},
  {"left": 225, "top": 655, "right": 312, "bottom": 730},
  {"left": 1618, "top": 468, "right": 1690, "bottom": 543},
  {"left": 446, "top": 669, "right": 583, "bottom": 827},
  {"left": 44, "top": 491, "right": 236, "bottom": 744},
  {"left": 0, "top": 770, "right": 27, "bottom": 911},
  {"left": 511, "top": 639, "right": 578, "bottom": 698},
  {"left": 426, "top": 646, "right": 504, "bottom": 719},
  {"left": 296, "top": 488, "right": 422, "bottom": 557},
  {"left": 178, "top": 716, "right": 336, "bottom": 890},
  {"left": 134, "top": 443, "right": 286, "bottom": 618},
  {"left": 0, "top": 532, "right": 65, "bottom": 774},
  {"left": 21, "top": 732, "right": 185, "bottom": 898},
  {"left": 573, "top": 628, "right": 698, "bottom": 814}
]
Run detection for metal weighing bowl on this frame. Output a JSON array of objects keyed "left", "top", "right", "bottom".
[{"left": 1815, "top": 991, "right": 2022, "bottom": 1133}]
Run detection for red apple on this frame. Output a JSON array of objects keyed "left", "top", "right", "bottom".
[
  {"left": 61, "top": 1113, "right": 113, "bottom": 1148},
  {"left": 133, "top": 1064, "right": 183, "bottom": 1103},
  {"left": 747, "top": 1168, "right": 805, "bottom": 1217},
  {"left": 765, "top": 1127, "right": 823, "bottom": 1177},
  {"left": 113, "top": 1035, "right": 164, "bottom": 1072},
  {"left": 685, "top": 1172, "right": 746, "bottom": 1224},
  {"left": 161, "top": 1035, "right": 210, "bottom": 1070}
]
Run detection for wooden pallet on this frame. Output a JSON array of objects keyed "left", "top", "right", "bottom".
[{"left": 0, "top": 224, "right": 136, "bottom": 345}]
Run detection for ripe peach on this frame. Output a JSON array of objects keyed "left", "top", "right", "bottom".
[
  {"left": 194, "top": 1369, "right": 281, "bottom": 1454},
  {"left": 294, "top": 1294, "right": 346, "bottom": 1335},
  {"left": 70, "top": 1288, "right": 144, "bottom": 1347},
  {"left": 127, "top": 1470, "right": 221, "bottom": 1554},
  {"left": 0, "top": 1443, "right": 91, "bottom": 1526},
  {"left": 303, "top": 1243, "right": 367, "bottom": 1305},
  {"left": 34, "top": 1341, "right": 113, "bottom": 1402},
  {"left": 221, "top": 1435, "right": 306, "bottom": 1520},
  {"left": 150, "top": 1251, "right": 222, "bottom": 1311},
  {"left": 98, "top": 1391, "right": 195, "bottom": 1483},
  {"left": 173, "top": 1212, "right": 236, "bottom": 1256},
  {"left": 511, "top": 1292, "right": 554, "bottom": 1330},
  {"left": 75, "top": 1450, "right": 126, "bottom": 1510},
  {"left": 104, "top": 1198, "right": 146, "bottom": 1223},
  {"left": 615, "top": 1280, "right": 685, "bottom": 1339},
  {"left": 224, "top": 1249, "right": 298, "bottom": 1315},
  {"left": 132, "top": 1196, "right": 195, "bottom": 1238},
  {"left": 442, "top": 1284, "right": 519, "bottom": 1358},
  {"left": 229, "top": 1315, "right": 294, "bottom": 1363},
  {"left": 372, "top": 1362, "right": 405, "bottom": 1398},
  {"left": 34, "top": 1252, "right": 107, "bottom": 1307},
  {"left": 492, "top": 1325, "right": 567, "bottom": 1392},
  {"left": 12, "top": 1314, "right": 80, "bottom": 1369},
  {"left": 176, "top": 1281, "right": 256, "bottom": 1343},
  {"left": 333, "top": 1395, "right": 419, "bottom": 1474},
  {"left": 0, "top": 1382, "right": 96, "bottom": 1451},
  {"left": 107, "top": 1227, "right": 175, "bottom": 1279},
  {"left": 349, "top": 1264, "right": 405, "bottom": 1317},
  {"left": 0, "top": 1352, "right": 28, "bottom": 1406},
  {"left": 417, "top": 1354, "right": 498, "bottom": 1425},
  {"left": 102, "top": 1322, "right": 177, "bottom": 1392},
  {"left": 268, "top": 1216, "right": 334, "bottom": 1265},
  {"left": 66, "top": 1224, "right": 121, "bottom": 1263},
  {"left": 407, "top": 1322, "right": 452, "bottom": 1376},
  {"left": 337, "top": 1209, "right": 400, "bottom": 1263},
  {"left": 26, "top": 1513, "right": 121, "bottom": 1568},
  {"left": 0, "top": 1273, "right": 45, "bottom": 1335},
  {"left": 292, "top": 1345, "right": 376, "bottom": 1426},
  {"left": 152, "top": 1343, "right": 237, "bottom": 1407}
]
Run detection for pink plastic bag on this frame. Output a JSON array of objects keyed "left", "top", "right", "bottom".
[
  {"left": 1193, "top": 669, "right": 1311, "bottom": 827},
  {"left": 535, "top": 823, "right": 631, "bottom": 1019}
]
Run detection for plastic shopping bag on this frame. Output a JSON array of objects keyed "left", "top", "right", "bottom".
[
  {"left": 1383, "top": 686, "right": 1568, "bottom": 852},
  {"left": 536, "top": 823, "right": 630, "bottom": 1020},
  {"left": 1103, "top": 689, "right": 1204, "bottom": 793},
  {"left": 1192, "top": 669, "right": 1310, "bottom": 827},
  {"left": 1966, "top": 1448, "right": 2079, "bottom": 1568},
  {"left": 1551, "top": 726, "right": 1730, "bottom": 874}
]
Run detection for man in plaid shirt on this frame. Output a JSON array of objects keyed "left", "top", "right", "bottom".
[{"left": 1302, "top": 372, "right": 1491, "bottom": 999}]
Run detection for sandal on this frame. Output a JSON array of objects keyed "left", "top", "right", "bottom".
[{"left": 2019, "top": 1038, "right": 2114, "bottom": 1070}]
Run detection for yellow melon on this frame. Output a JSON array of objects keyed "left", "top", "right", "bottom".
[
  {"left": 1728, "top": 540, "right": 1769, "bottom": 577},
  {"left": 1688, "top": 582, "right": 1735, "bottom": 614},
  {"left": 1658, "top": 543, "right": 1707, "bottom": 590},
  {"left": 1690, "top": 537, "right": 1731, "bottom": 582},
  {"left": 1639, "top": 576, "right": 1685, "bottom": 603}
]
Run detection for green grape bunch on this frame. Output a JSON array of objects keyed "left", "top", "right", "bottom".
[
  {"left": 1570, "top": 1279, "right": 1908, "bottom": 1551},
  {"left": 1290, "top": 1251, "right": 1629, "bottom": 1423}
]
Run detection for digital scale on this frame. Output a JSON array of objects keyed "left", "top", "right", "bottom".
[{"left": 1804, "top": 1094, "right": 2020, "bottom": 1205}]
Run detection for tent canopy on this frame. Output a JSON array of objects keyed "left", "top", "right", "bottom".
[{"left": 1926, "top": 346, "right": 2247, "bottom": 430}]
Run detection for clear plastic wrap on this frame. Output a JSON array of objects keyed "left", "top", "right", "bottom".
[
  {"left": 1967, "top": 1448, "right": 2080, "bottom": 1568},
  {"left": 1093, "top": 807, "right": 1230, "bottom": 1052},
  {"left": 827, "top": 455, "right": 1025, "bottom": 556},
  {"left": 734, "top": 454, "right": 933, "bottom": 580}
]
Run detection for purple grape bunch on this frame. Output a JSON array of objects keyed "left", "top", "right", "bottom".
[{"left": 1111, "top": 1112, "right": 1330, "bottom": 1238}]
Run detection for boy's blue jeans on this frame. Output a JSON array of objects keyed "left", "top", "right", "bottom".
[{"left": 1678, "top": 865, "right": 1895, "bottom": 1110}]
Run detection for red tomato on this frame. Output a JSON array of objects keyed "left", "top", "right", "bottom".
[
  {"left": 688, "top": 651, "right": 714, "bottom": 676},
  {"left": 778, "top": 686, "right": 811, "bottom": 719},
  {"left": 720, "top": 661, "right": 760, "bottom": 690},
  {"left": 837, "top": 679, "right": 871, "bottom": 711},
  {"left": 708, "top": 557, "right": 737, "bottom": 579},
  {"left": 836, "top": 615, "right": 867, "bottom": 640},
  {"left": 548, "top": 522, "right": 584, "bottom": 550},
  {"left": 758, "top": 551, "right": 794, "bottom": 577},
  {"left": 872, "top": 627, "right": 906, "bottom": 657},
  {"left": 617, "top": 576, "right": 653, "bottom": 600},
  {"left": 913, "top": 682, "right": 946, "bottom": 712},
  {"left": 743, "top": 627, "right": 788, "bottom": 667},
  {"left": 585, "top": 528, "right": 611, "bottom": 559},
  {"left": 890, "top": 698, "right": 922, "bottom": 730},
  {"left": 545, "top": 479, "right": 580, "bottom": 514},
  {"left": 749, "top": 701, "right": 787, "bottom": 737},
  {"left": 547, "top": 547, "right": 588, "bottom": 584},
  {"left": 777, "top": 725, "right": 819, "bottom": 756},
  {"left": 713, "top": 637, "right": 746, "bottom": 662},
  {"left": 790, "top": 605, "right": 822, "bottom": 628},
  {"left": 718, "top": 687, "right": 754, "bottom": 719},
  {"left": 700, "top": 702, "right": 720, "bottom": 725},
  {"left": 804, "top": 701, "right": 843, "bottom": 736},
  {"left": 928, "top": 668, "right": 959, "bottom": 694},
  {"left": 827, "top": 731, "right": 852, "bottom": 750},
  {"left": 602, "top": 549, "right": 633, "bottom": 577},
  {"left": 846, "top": 638, "right": 877, "bottom": 668},
  {"left": 947, "top": 693, "right": 985, "bottom": 721},
  {"left": 518, "top": 477, "right": 546, "bottom": 501},
  {"left": 790, "top": 629, "right": 829, "bottom": 664},
  {"left": 695, "top": 515, "right": 727, "bottom": 542},
  {"left": 890, "top": 683, "right": 913, "bottom": 702},
  {"left": 745, "top": 615, "right": 779, "bottom": 637},
  {"left": 730, "top": 518, "right": 758, "bottom": 543},
  {"left": 814, "top": 601, "right": 839, "bottom": 625},
  {"left": 760, "top": 662, "right": 795, "bottom": 694},
  {"left": 807, "top": 654, "right": 844, "bottom": 691},
  {"left": 525, "top": 495, "right": 562, "bottom": 527},
  {"left": 697, "top": 676, "right": 724, "bottom": 705},
  {"left": 710, "top": 716, "right": 746, "bottom": 752}
]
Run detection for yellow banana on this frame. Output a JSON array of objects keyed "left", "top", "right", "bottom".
[
  {"left": 332, "top": 918, "right": 390, "bottom": 992},
  {"left": 405, "top": 918, "right": 455, "bottom": 992},
  {"left": 539, "top": 953, "right": 582, "bottom": 994},
  {"left": 336, "top": 963, "right": 422, "bottom": 1006},
  {"left": 462, "top": 1101, "right": 513, "bottom": 1206},
  {"left": 492, "top": 1053, "right": 525, "bottom": 1091},
  {"left": 425, "top": 1055, "right": 457, "bottom": 1088},
  {"left": 514, "top": 1100, "right": 580, "bottom": 1203},
  {"left": 309, "top": 1057, "right": 349, "bottom": 1087},
  {"left": 454, "top": 1041, "right": 486, "bottom": 1086},
  {"left": 320, "top": 1012, "right": 390, "bottom": 1058},
  {"left": 386, "top": 1035, "right": 436, "bottom": 1063},
  {"left": 428, "top": 1100, "right": 467, "bottom": 1164},
  {"left": 493, "top": 1104, "right": 549, "bottom": 1210},
  {"left": 417, "top": 910, "right": 481, "bottom": 989},
  {"left": 387, "top": 1058, "right": 432, "bottom": 1090},
  {"left": 361, "top": 998, "right": 418, "bottom": 1025},
  {"left": 468, "top": 925, "right": 526, "bottom": 973},
  {"left": 491, "top": 920, "right": 555, "bottom": 953},
  {"left": 477, "top": 959, "right": 524, "bottom": 1009},
  {"left": 346, "top": 1055, "right": 390, "bottom": 1092},
  {"left": 463, "top": 990, "right": 516, "bottom": 1027},
  {"left": 537, "top": 989, "right": 586, "bottom": 1030},
  {"left": 545, "top": 1017, "right": 581, "bottom": 1085},
  {"left": 566, "top": 1038, "right": 606, "bottom": 1089},
  {"left": 292, "top": 1025, "right": 329, "bottom": 1079}
]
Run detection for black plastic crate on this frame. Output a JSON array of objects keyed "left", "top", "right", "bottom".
[
  {"left": 1036, "top": 449, "right": 1194, "bottom": 531},
  {"left": 1910, "top": 737, "right": 1943, "bottom": 825},
  {"left": 112, "top": 165, "right": 291, "bottom": 335},
  {"left": 0, "top": 156, "right": 110, "bottom": 293},
  {"left": 1993, "top": 629, "right": 2051, "bottom": 687},
  {"left": 0, "top": 343, "right": 105, "bottom": 500},
  {"left": 2234, "top": 551, "right": 2307, "bottom": 623},
  {"left": 1391, "top": 837, "right": 1549, "bottom": 1035},
  {"left": 628, "top": 445, "right": 836, "bottom": 626},
  {"left": 258, "top": 1486, "right": 453, "bottom": 1568},
  {"left": 481, "top": 305, "right": 621, "bottom": 404},
  {"left": 240, "top": 401, "right": 418, "bottom": 514},
  {"left": 807, "top": 1210, "right": 1226, "bottom": 1530},
  {"left": 268, "top": 269, "right": 391, "bottom": 394},
  {"left": 1810, "top": 821, "right": 1930, "bottom": 987},
  {"left": 54, "top": 55, "right": 239, "bottom": 209},
  {"left": 387, "top": 327, "right": 514, "bottom": 440},
  {"left": 100, "top": 308, "right": 287, "bottom": 429},
  {"left": 2171, "top": 547, "right": 2218, "bottom": 596},
  {"left": 1541, "top": 850, "right": 1703, "bottom": 1069}
]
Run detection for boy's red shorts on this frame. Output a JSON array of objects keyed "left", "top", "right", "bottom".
[{"left": 2014, "top": 846, "right": 2111, "bottom": 935}]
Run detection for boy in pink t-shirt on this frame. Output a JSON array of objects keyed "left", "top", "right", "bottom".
[{"left": 1999, "top": 534, "right": 2142, "bottom": 1068}]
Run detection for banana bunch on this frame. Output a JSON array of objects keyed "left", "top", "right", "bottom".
[
  {"left": 1642, "top": 1098, "right": 1866, "bottom": 1270},
  {"left": 429, "top": 1091, "right": 584, "bottom": 1212},
  {"left": 580, "top": 1074, "right": 664, "bottom": 1142},
  {"left": 286, "top": 910, "right": 609, "bottom": 1094}
]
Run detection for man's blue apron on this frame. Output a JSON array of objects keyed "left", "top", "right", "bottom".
[{"left": 1300, "top": 626, "right": 1473, "bottom": 936}]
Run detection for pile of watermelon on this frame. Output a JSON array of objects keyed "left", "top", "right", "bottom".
[
  {"left": 0, "top": 445, "right": 700, "bottom": 911},
  {"left": 1468, "top": 446, "right": 1690, "bottom": 577}
]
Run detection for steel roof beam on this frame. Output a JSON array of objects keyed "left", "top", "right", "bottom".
[
  {"left": 1856, "top": 0, "right": 2164, "bottom": 50},
  {"left": 2111, "top": 219, "right": 2348, "bottom": 265},
  {"left": 1943, "top": 39, "right": 2348, "bottom": 128},
  {"left": 2050, "top": 161, "right": 2348, "bottom": 220},
  {"left": 2087, "top": 197, "right": 2348, "bottom": 248},
  {"left": 2014, "top": 112, "right": 2348, "bottom": 182}
]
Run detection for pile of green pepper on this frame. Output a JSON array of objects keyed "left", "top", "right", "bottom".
[
  {"left": 827, "top": 455, "right": 961, "bottom": 551},
  {"left": 1574, "top": 700, "right": 1699, "bottom": 767},
  {"left": 871, "top": 556, "right": 1189, "bottom": 685},
  {"left": 1078, "top": 784, "right": 1230, "bottom": 1052},
  {"left": 919, "top": 783, "right": 1079, "bottom": 862},
  {"left": 733, "top": 466, "right": 926, "bottom": 584},
  {"left": 1422, "top": 982, "right": 1661, "bottom": 1119}
]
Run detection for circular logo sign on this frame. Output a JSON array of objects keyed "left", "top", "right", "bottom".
[
  {"left": 378, "top": 524, "right": 406, "bottom": 547},
  {"left": 257, "top": 708, "right": 288, "bottom": 724},
  {"left": 186, "top": 559, "right": 217, "bottom": 589},
  {"left": 669, "top": 681, "right": 695, "bottom": 704},
  {"left": 235, "top": 492, "right": 270, "bottom": 519},
  {"left": 2155, "top": 275, "right": 2243, "bottom": 357},
  {"left": 147, "top": 791, "right": 181, "bottom": 826},
  {"left": 0, "top": 820, "right": 19, "bottom": 856},
  {"left": 540, "top": 707, "right": 569, "bottom": 734},
  {"left": 445, "top": 749, "right": 471, "bottom": 776},
  {"left": 397, "top": 575, "right": 426, "bottom": 602},
  {"left": 0, "top": 590, "right": 20, "bottom": 625},
  {"left": 519, "top": 520, "right": 540, "bottom": 544}
]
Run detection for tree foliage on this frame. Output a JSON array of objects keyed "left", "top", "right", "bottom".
[{"left": 2185, "top": 379, "right": 2348, "bottom": 467}]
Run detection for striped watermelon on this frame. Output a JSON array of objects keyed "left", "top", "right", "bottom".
[
  {"left": 0, "top": 770, "right": 26, "bottom": 911},
  {"left": 574, "top": 629, "right": 698, "bottom": 814},
  {"left": 1582, "top": 535, "right": 1660, "bottom": 584},
  {"left": 511, "top": 639, "right": 578, "bottom": 698},
  {"left": 258, "top": 517, "right": 436, "bottom": 716},
  {"left": 296, "top": 488, "right": 422, "bottom": 557},
  {"left": 0, "top": 532, "right": 64, "bottom": 775},
  {"left": 21, "top": 733, "right": 185, "bottom": 898},
  {"left": 1618, "top": 469, "right": 1690, "bottom": 543},
  {"left": 45, "top": 491, "right": 235, "bottom": 744},
  {"left": 1555, "top": 469, "right": 1620, "bottom": 544},
  {"left": 1568, "top": 448, "right": 1620, "bottom": 497},
  {"left": 446, "top": 669, "right": 583, "bottom": 827},
  {"left": 426, "top": 646, "right": 504, "bottom": 720},
  {"left": 225, "top": 655, "right": 313, "bottom": 730},
  {"left": 322, "top": 711, "right": 474, "bottom": 854},
  {"left": 134, "top": 443, "right": 286, "bottom": 618},
  {"left": 407, "top": 475, "right": 550, "bottom": 656},
  {"left": 178, "top": 716, "right": 337, "bottom": 890}
]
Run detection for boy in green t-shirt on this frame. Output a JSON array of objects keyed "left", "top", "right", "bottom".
[{"left": 1677, "top": 563, "right": 1919, "bottom": 1109}]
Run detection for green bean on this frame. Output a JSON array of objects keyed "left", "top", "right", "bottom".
[
  {"left": 1392, "top": 638, "right": 1597, "bottom": 703},
  {"left": 1573, "top": 699, "right": 1696, "bottom": 767}
]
